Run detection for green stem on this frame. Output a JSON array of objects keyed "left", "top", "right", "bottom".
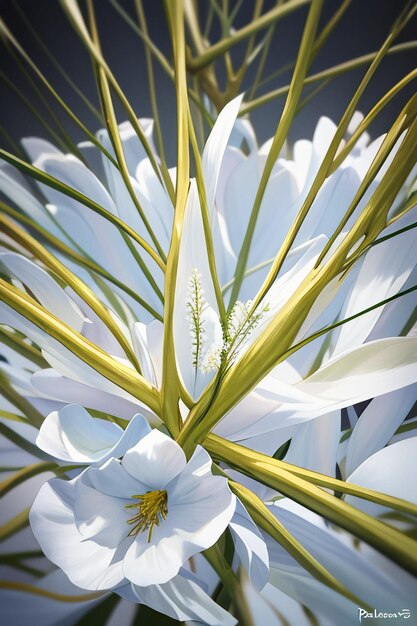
[
  {"left": 208, "top": 438, "right": 417, "bottom": 576},
  {"left": 228, "top": 0, "right": 323, "bottom": 311},
  {"left": 187, "top": 0, "right": 311, "bottom": 72}
]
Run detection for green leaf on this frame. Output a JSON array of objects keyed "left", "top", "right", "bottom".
[
  {"left": 0, "top": 214, "right": 142, "bottom": 372},
  {"left": 160, "top": 0, "right": 191, "bottom": 437},
  {"left": 0, "top": 279, "right": 161, "bottom": 416},
  {"left": 228, "top": 0, "right": 324, "bottom": 311},
  {"left": 206, "top": 435, "right": 417, "bottom": 576},
  {"left": 0, "top": 462, "right": 58, "bottom": 498},
  {"left": 0, "top": 509, "right": 30, "bottom": 542},
  {"left": 187, "top": 0, "right": 311, "bottom": 72},
  {"left": 231, "top": 480, "right": 370, "bottom": 609}
]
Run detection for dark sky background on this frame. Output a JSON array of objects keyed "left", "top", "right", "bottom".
[{"left": 0, "top": 0, "right": 416, "bottom": 166}]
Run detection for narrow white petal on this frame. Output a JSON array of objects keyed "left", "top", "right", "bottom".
[
  {"left": 202, "top": 94, "right": 244, "bottom": 219},
  {"left": 347, "top": 437, "right": 417, "bottom": 513},
  {"left": 0, "top": 252, "right": 84, "bottom": 331},
  {"left": 345, "top": 385, "right": 417, "bottom": 475},
  {"left": 229, "top": 500, "right": 269, "bottom": 590}
]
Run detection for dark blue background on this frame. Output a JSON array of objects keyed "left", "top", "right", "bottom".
[{"left": 1, "top": 0, "right": 416, "bottom": 163}]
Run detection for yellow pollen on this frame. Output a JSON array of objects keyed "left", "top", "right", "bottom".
[{"left": 125, "top": 490, "right": 168, "bottom": 542}]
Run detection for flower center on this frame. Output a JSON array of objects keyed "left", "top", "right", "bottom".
[{"left": 125, "top": 490, "right": 168, "bottom": 542}]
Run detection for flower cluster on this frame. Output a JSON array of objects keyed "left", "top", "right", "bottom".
[{"left": 1, "top": 2, "right": 417, "bottom": 625}]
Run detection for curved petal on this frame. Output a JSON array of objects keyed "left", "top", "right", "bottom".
[
  {"left": 0, "top": 252, "right": 84, "bottom": 331},
  {"left": 86, "top": 458, "right": 148, "bottom": 498},
  {"left": 332, "top": 210, "right": 417, "bottom": 357},
  {"left": 347, "top": 437, "right": 417, "bottom": 513},
  {"left": 173, "top": 180, "right": 221, "bottom": 400},
  {"left": 284, "top": 410, "right": 341, "bottom": 476},
  {"left": 122, "top": 429, "right": 186, "bottom": 489},
  {"left": 202, "top": 94, "right": 244, "bottom": 220},
  {"left": 345, "top": 385, "right": 417, "bottom": 476},
  {"left": 30, "top": 478, "right": 127, "bottom": 590},
  {"left": 242, "top": 578, "right": 313, "bottom": 626},
  {"left": 73, "top": 478, "right": 131, "bottom": 547},
  {"left": 267, "top": 499, "right": 417, "bottom": 612},
  {"left": 229, "top": 500, "right": 269, "bottom": 591},
  {"left": 36, "top": 405, "right": 150, "bottom": 464},
  {"left": 123, "top": 447, "right": 235, "bottom": 587},
  {"left": 31, "top": 369, "right": 155, "bottom": 424},
  {"left": 0, "top": 163, "right": 62, "bottom": 237},
  {"left": 298, "top": 337, "right": 417, "bottom": 404},
  {"left": 124, "top": 574, "right": 237, "bottom": 625}
]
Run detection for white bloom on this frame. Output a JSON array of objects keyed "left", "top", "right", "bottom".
[{"left": 30, "top": 429, "right": 236, "bottom": 589}]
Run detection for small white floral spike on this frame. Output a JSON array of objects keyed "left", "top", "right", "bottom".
[
  {"left": 198, "top": 304, "right": 224, "bottom": 374},
  {"left": 199, "top": 345, "right": 222, "bottom": 373},
  {"left": 227, "top": 300, "right": 254, "bottom": 341},
  {"left": 226, "top": 299, "right": 270, "bottom": 357},
  {"left": 186, "top": 268, "right": 271, "bottom": 373},
  {"left": 187, "top": 268, "right": 208, "bottom": 370}
]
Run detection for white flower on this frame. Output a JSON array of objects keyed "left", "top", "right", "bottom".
[{"left": 30, "top": 429, "right": 236, "bottom": 589}]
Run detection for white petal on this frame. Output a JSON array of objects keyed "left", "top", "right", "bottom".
[
  {"left": 31, "top": 369, "right": 156, "bottom": 423},
  {"left": 345, "top": 385, "right": 417, "bottom": 475},
  {"left": 268, "top": 569, "right": 357, "bottom": 626},
  {"left": 284, "top": 410, "right": 341, "bottom": 476},
  {"left": 123, "top": 532, "right": 184, "bottom": 587},
  {"left": 86, "top": 457, "right": 148, "bottom": 498},
  {"left": 332, "top": 210, "right": 417, "bottom": 356},
  {"left": 131, "top": 322, "right": 158, "bottom": 386},
  {"left": 0, "top": 252, "right": 84, "bottom": 331},
  {"left": 73, "top": 478, "right": 130, "bottom": 547},
  {"left": 242, "top": 578, "right": 312, "bottom": 626},
  {"left": 173, "top": 180, "right": 221, "bottom": 399},
  {"left": 268, "top": 499, "right": 417, "bottom": 611},
  {"left": 0, "top": 163, "right": 62, "bottom": 237},
  {"left": 122, "top": 429, "right": 186, "bottom": 488},
  {"left": 123, "top": 446, "right": 235, "bottom": 587},
  {"left": 126, "top": 574, "right": 237, "bottom": 625},
  {"left": 221, "top": 335, "right": 417, "bottom": 442},
  {"left": 30, "top": 478, "right": 126, "bottom": 590},
  {"left": 229, "top": 500, "right": 269, "bottom": 590},
  {"left": 31, "top": 151, "right": 162, "bottom": 308},
  {"left": 37, "top": 404, "right": 120, "bottom": 462},
  {"left": 298, "top": 337, "right": 417, "bottom": 405},
  {"left": 202, "top": 94, "right": 244, "bottom": 220},
  {"left": 347, "top": 437, "right": 417, "bottom": 513},
  {"left": 36, "top": 405, "right": 150, "bottom": 464}
]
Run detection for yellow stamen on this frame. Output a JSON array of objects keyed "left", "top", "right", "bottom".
[{"left": 125, "top": 490, "right": 168, "bottom": 542}]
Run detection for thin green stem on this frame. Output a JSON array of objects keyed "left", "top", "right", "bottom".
[
  {"left": 243, "top": 40, "right": 417, "bottom": 114},
  {"left": 188, "top": 0, "right": 311, "bottom": 72},
  {"left": 14, "top": 2, "right": 104, "bottom": 123},
  {"left": 228, "top": 0, "right": 323, "bottom": 311},
  {"left": 135, "top": 0, "right": 169, "bottom": 174},
  {"left": 0, "top": 201, "right": 163, "bottom": 320}
]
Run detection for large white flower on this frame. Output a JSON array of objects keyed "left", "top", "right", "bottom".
[{"left": 30, "top": 429, "right": 236, "bottom": 589}]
